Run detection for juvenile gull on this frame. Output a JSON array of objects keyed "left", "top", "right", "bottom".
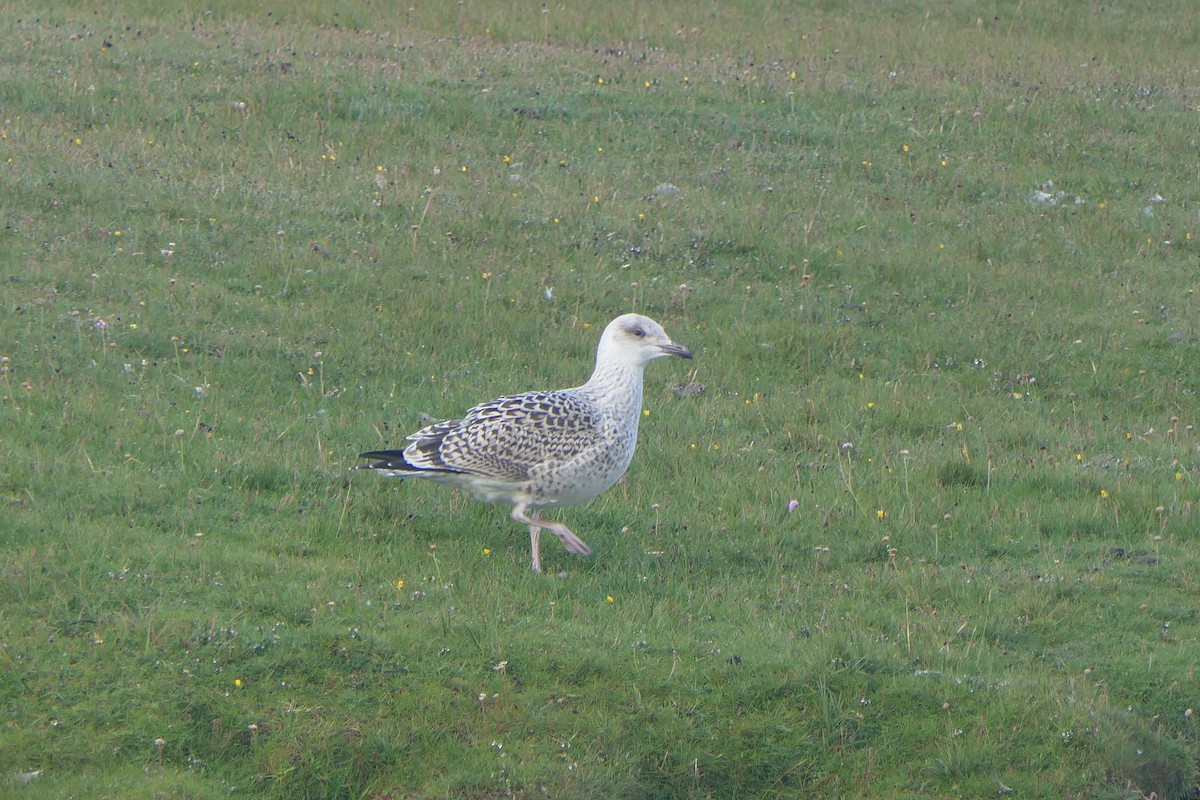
[{"left": 358, "top": 314, "right": 693, "bottom": 573}]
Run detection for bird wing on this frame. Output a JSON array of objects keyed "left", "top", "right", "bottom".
[{"left": 402, "top": 390, "right": 603, "bottom": 482}]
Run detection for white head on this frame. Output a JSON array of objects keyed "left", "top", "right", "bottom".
[{"left": 595, "top": 313, "right": 692, "bottom": 368}]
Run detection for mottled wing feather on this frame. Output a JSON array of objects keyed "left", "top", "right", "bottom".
[
  {"left": 398, "top": 419, "right": 465, "bottom": 471},
  {"left": 411, "top": 391, "right": 602, "bottom": 482}
]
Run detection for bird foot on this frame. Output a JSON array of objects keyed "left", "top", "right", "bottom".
[{"left": 546, "top": 522, "right": 592, "bottom": 556}]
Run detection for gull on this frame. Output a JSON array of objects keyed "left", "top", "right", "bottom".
[{"left": 358, "top": 313, "right": 693, "bottom": 572}]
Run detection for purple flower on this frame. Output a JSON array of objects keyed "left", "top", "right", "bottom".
[
  {"left": 787, "top": 499, "right": 800, "bottom": 514},
  {"left": 95, "top": 318, "right": 107, "bottom": 330}
]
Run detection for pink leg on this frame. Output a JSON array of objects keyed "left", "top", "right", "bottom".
[
  {"left": 529, "top": 511, "right": 542, "bottom": 574},
  {"left": 512, "top": 502, "right": 593, "bottom": 573}
]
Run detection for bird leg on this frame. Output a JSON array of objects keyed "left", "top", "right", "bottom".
[
  {"left": 529, "top": 517, "right": 541, "bottom": 574},
  {"left": 512, "top": 502, "right": 593, "bottom": 573}
]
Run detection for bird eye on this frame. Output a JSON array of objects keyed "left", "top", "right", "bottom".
[{"left": 632, "top": 327, "right": 646, "bottom": 337}]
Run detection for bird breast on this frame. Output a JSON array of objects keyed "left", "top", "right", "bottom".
[{"left": 526, "top": 375, "right": 644, "bottom": 508}]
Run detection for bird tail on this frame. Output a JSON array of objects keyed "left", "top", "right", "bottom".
[
  {"left": 356, "top": 449, "right": 463, "bottom": 476},
  {"left": 356, "top": 449, "right": 420, "bottom": 473}
]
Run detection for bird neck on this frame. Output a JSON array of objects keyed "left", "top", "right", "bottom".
[{"left": 580, "top": 360, "right": 645, "bottom": 422}]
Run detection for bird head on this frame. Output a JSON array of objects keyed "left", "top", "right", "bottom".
[{"left": 598, "top": 313, "right": 693, "bottom": 368}]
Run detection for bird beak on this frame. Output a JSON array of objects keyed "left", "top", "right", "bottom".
[{"left": 659, "top": 341, "right": 693, "bottom": 359}]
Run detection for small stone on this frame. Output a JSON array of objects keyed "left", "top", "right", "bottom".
[{"left": 668, "top": 382, "right": 706, "bottom": 398}]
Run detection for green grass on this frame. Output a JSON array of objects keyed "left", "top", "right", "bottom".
[{"left": 3, "top": 1, "right": 1200, "bottom": 797}]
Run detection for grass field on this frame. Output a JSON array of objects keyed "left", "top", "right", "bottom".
[{"left": 3, "top": 1, "right": 1200, "bottom": 797}]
